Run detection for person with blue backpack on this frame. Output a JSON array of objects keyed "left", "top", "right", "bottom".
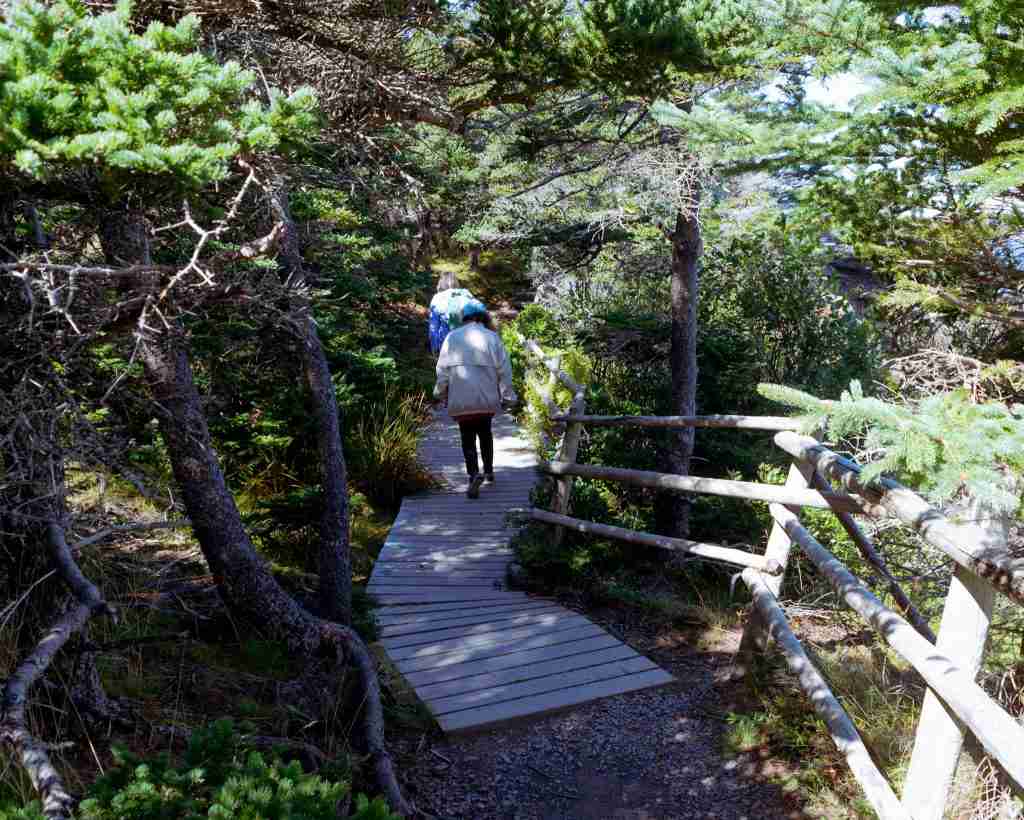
[
  {"left": 433, "top": 299, "right": 517, "bottom": 498},
  {"left": 428, "top": 272, "right": 474, "bottom": 355}
]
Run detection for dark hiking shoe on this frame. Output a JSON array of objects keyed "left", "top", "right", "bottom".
[
  {"left": 483, "top": 473, "right": 495, "bottom": 484},
  {"left": 467, "top": 474, "right": 484, "bottom": 499}
]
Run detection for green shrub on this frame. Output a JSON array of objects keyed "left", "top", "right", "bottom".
[
  {"left": 4, "top": 720, "right": 399, "bottom": 820},
  {"left": 345, "top": 388, "right": 437, "bottom": 508}
]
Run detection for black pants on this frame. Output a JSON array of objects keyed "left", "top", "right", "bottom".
[{"left": 457, "top": 415, "right": 493, "bottom": 476}]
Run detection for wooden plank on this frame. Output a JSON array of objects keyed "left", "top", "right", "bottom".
[
  {"left": 740, "top": 567, "right": 910, "bottom": 820},
  {"left": 377, "top": 549, "right": 513, "bottom": 560},
  {"left": 368, "top": 584, "right": 518, "bottom": 596},
  {"left": 374, "top": 598, "right": 553, "bottom": 618},
  {"left": 375, "top": 552, "right": 513, "bottom": 563},
  {"left": 376, "top": 600, "right": 555, "bottom": 624},
  {"left": 369, "top": 576, "right": 502, "bottom": 587},
  {"left": 403, "top": 633, "right": 624, "bottom": 685},
  {"left": 438, "top": 668, "right": 674, "bottom": 733},
  {"left": 381, "top": 609, "right": 583, "bottom": 648},
  {"left": 371, "top": 574, "right": 507, "bottom": 585},
  {"left": 378, "top": 605, "right": 564, "bottom": 636},
  {"left": 368, "top": 589, "right": 528, "bottom": 604},
  {"left": 396, "top": 623, "right": 607, "bottom": 673},
  {"left": 382, "top": 537, "right": 514, "bottom": 545},
  {"left": 372, "top": 566, "right": 508, "bottom": 578},
  {"left": 428, "top": 654, "right": 659, "bottom": 714},
  {"left": 414, "top": 643, "right": 641, "bottom": 701},
  {"left": 375, "top": 553, "right": 511, "bottom": 564},
  {"left": 387, "top": 529, "right": 515, "bottom": 538},
  {"left": 385, "top": 615, "right": 594, "bottom": 661}
]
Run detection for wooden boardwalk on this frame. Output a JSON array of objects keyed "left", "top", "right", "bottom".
[{"left": 368, "top": 411, "right": 673, "bottom": 733}]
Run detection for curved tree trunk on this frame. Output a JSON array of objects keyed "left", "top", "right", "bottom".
[
  {"left": 658, "top": 201, "right": 702, "bottom": 539},
  {"left": 139, "top": 333, "right": 410, "bottom": 814},
  {"left": 268, "top": 179, "right": 352, "bottom": 625},
  {"left": 95, "top": 203, "right": 406, "bottom": 812}
]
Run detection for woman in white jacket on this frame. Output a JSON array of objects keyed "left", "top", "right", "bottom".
[{"left": 433, "top": 299, "right": 517, "bottom": 498}]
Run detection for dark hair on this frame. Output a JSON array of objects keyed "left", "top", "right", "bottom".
[
  {"left": 436, "top": 271, "right": 459, "bottom": 293},
  {"left": 466, "top": 312, "right": 495, "bottom": 331}
]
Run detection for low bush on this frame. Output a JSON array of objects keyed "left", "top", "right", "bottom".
[
  {"left": 2, "top": 720, "right": 399, "bottom": 820},
  {"left": 345, "top": 388, "right": 437, "bottom": 509}
]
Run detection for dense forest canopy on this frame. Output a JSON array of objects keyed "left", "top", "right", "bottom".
[{"left": 1, "top": 0, "right": 1023, "bottom": 818}]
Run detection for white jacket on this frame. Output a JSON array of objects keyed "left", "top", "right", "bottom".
[{"left": 434, "top": 323, "right": 517, "bottom": 418}]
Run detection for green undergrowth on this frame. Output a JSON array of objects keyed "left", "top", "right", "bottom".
[
  {"left": 510, "top": 519, "right": 745, "bottom": 631},
  {"left": 723, "top": 640, "right": 922, "bottom": 819},
  {"left": 2, "top": 720, "right": 400, "bottom": 820}
]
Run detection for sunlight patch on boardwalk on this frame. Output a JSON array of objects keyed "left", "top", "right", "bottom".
[{"left": 368, "top": 411, "right": 673, "bottom": 733}]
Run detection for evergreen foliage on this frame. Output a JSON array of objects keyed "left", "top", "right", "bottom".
[
  {"left": 770, "top": 0, "right": 1024, "bottom": 337},
  {"left": 0, "top": 0, "right": 316, "bottom": 189},
  {"left": 467, "top": 0, "right": 718, "bottom": 100},
  {"left": 759, "top": 381, "right": 1024, "bottom": 513}
]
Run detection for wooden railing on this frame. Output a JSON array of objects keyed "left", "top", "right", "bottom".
[{"left": 519, "top": 337, "right": 1024, "bottom": 820}]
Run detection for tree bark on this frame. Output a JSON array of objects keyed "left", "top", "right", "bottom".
[
  {"left": 657, "top": 202, "right": 702, "bottom": 539},
  {"left": 139, "top": 332, "right": 411, "bottom": 814},
  {"left": 268, "top": 179, "right": 352, "bottom": 625},
  {"left": 98, "top": 204, "right": 151, "bottom": 267},
  {"left": 90, "top": 199, "right": 408, "bottom": 814}
]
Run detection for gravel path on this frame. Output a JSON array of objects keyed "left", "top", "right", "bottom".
[{"left": 402, "top": 611, "right": 798, "bottom": 820}]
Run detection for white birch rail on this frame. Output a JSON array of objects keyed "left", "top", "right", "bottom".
[
  {"left": 530, "top": 508, "right": 780, "bottom": 572},
  {"left": 774, "top": 432, "right": 1024, "bottom": 605},
  {"left": 551, "top": 414, "right": 802, "bottom": 431},
  {"left": 740, "top": 568, "right": 911, "bottom": 820},
  {"left": 542, "top": 460, "right": 863, "bottom": 513},
  {"left": 769, "top": 503, "right": 1024, "bottom": 791}
]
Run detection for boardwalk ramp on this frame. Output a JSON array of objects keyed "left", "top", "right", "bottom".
[{"left": 368, "top": 411, "right": 673, "bottom": 733}]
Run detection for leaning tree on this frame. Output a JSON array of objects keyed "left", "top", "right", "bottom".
[{"left": 0, "top": 3, "right": 410, "bottom": 814}]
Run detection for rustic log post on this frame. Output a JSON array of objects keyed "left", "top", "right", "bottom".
[
  {"left": 734, "top": 459, "right": 814, "bottom": 674},
  {"left": 551, "top": 390, "right": 586, "bottom": 545},
  {"left": 769, "top": 503, "right": 1024, "bottom": 791},
  {"left": 901, "top": 490, "right": 1011, "bottom": 820}
]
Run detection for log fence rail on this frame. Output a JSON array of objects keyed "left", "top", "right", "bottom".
[{"left": 519, "top": 336, "right": 1024, "bottom": 820}]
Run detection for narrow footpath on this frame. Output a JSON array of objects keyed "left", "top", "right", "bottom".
[{"left": 368, "top": 411, "right": 674, "bottom": 733}]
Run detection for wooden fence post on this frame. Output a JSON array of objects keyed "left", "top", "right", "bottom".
[
  {"left": 900, "top": 492, "right": 1010, "bottom": 820},
  {"left": 734, "top": 458, "right": 814, "bottom": 675},
  {"left": 551, "top": 391, "right": 586, "bottom": 545}
]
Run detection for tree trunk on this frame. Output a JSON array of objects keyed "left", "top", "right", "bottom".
[
  {"left": 94, "top": 201, "right": 408, "bottom": 814},
  {"left": 98, "top": 204, "right": 151, "bottom": 267},
  {"left": 140, "top": 334, "right": 326, "bottom": 653},
  {"left": 139, "top": 332, "right": 411, "bottom": 814},
  {"left": 268, "top": 180, "right": 352, "bottom": 625},
  {"left": 658, "top": 201, "right": 702, "bottom": 539}
]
